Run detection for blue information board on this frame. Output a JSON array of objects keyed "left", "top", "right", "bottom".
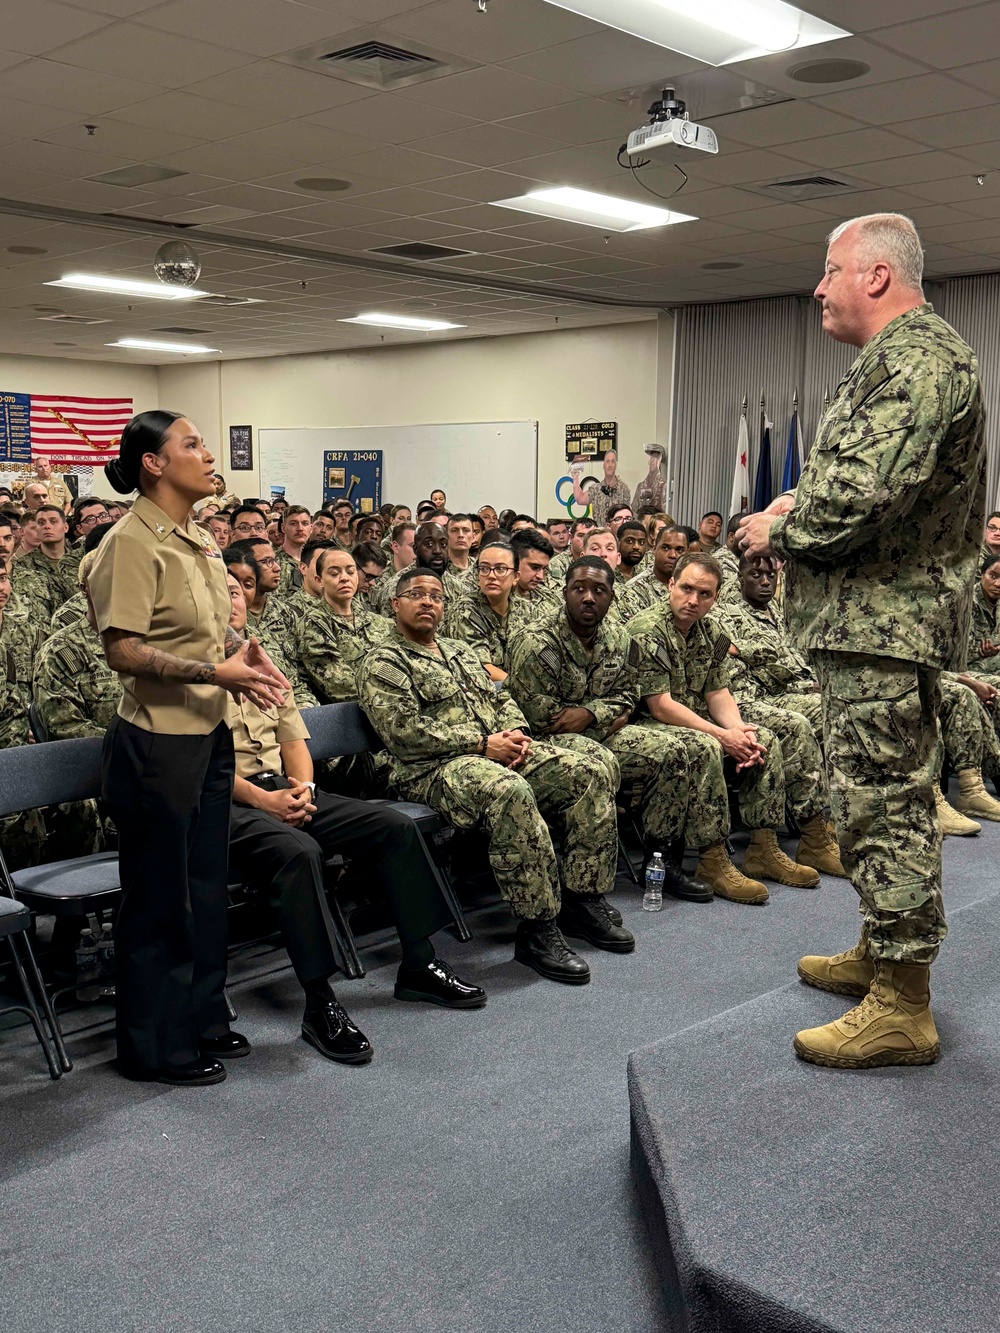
[
  {"left": 0, "top": 391, "right": 31, "bottom": 468},
  {"left": 322, "top": 449, "right": 382, "bottom": 513}
]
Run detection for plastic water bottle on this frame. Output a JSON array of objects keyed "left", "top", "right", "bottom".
[
  {"left": 643, "top": 852, "right": 665, "bottom": 912},
  {"left": 97, "top": 922, "right": 116, "bottom": 999},
  {"left": 74, "top": 928, "right": 101, "bottom": 1002}
]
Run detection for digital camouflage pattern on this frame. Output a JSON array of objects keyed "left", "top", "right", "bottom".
[
  {"left": 358, "top": 626, "right": 619, "bottom": 918},
  {"left": 617, "top": 570, "right": 669, "bottom": 623},
  {"left": 274, "top": 547, "right": 303, "bottom": 596},
  {"left": 0, "top": 607, "right": 41, "bottom": 749},
  {"left": 443, "top": 581, "right": 538, "bottom": 672},
  {"left": 770, "top": 305, "right": 986, "bottom": 670},
  {"left": 715, "top": 546, "right": 740, "bottom": 586},
  {"left": 938, "top": 674, "right": 1000, "bottom": 779},
  {"left": 585, "top": 477, "right": 631, "bottom": 527},
  {"left": 506, "top": 608, "right": 727, "bottom": 848},
  {"left": 369, "top": 563, "right": 465, "bottom": 618},
  {"left": 296, "top": 596, "right": 391, "bottom": 703},
  {"left": 14, "top": 546, "right": 83, "bottom": 624},
  {"left": 33, "top": 617, "right": 121, "bottom": 739},
  {"left": 714, "top": 598, "right": 823, "bottom": 731},
  {"left": 246, "top": 593, "right": 318, "bottom": 710},
  {"left": 50, "top": 589, "right": 87, "bottom": 634},
  {"left": 814, "top": 651, "right": 945, "bottom": 964},
  {"left": 965, "top": 581, "right": 1000, "bottom": 681},
  {"left": 625, "top": 604, "right": 785, "bottom": 829}
]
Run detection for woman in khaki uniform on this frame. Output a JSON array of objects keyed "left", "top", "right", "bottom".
[{"left": 89, "top": 411, "right": 288, "bottom": 1086}]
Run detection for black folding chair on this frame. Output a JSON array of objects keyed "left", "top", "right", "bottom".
[
  {"left": 300, "top": 704, "right": 472, "bottom": 977},
  {"left": 0, "top": 893, "right": 66, "bottom": 1079}
]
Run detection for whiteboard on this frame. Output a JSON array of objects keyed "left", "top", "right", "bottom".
[{"left": 259, "top": 421, "right": 537, "bottom": 515}]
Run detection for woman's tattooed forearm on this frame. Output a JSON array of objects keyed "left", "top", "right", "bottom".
[{"left": 103, "top": 631, "right": 217, "bottom": 684}]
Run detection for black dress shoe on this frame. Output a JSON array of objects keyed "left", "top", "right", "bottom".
[
  {"left": 559, "top": 895, "right": 636, "bottom": 953},
  {"left": 301, "top": 997, "right": 373, "bottom": 1064},
  {"left": 514, "top": 919, "right": 591, "bottom": 984},
  {"left": 200, "top": 1031, "right": 252, "bottom": 1059},
  {"left": 118, "top": 1057, "right": 226, "bottom": 1086},
  {"left": 395, "top": 958, "right": 487, "bottom": 1009}
]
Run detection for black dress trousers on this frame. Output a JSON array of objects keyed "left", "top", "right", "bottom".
[
  {"left": 103, "top": 717, "right": 235, "bottom": 1071},
  {"left": 228, "top": 782, "right": 453, "bottom": 986}
]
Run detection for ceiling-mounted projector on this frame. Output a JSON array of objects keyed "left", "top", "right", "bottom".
[{"left": 626, "top": 87, "right": 718, "bottom": 157}]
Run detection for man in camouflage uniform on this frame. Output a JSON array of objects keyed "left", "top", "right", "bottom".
[
  {"left": 740, "top": 213, "right": 986, "bottom": 1069},
  {"left": 33, "top": 557, "right": 121, "bottom": 739},
  {"left": 369, "top": 520, "right": 415, "bottom": 615},
  {"left": 715, "top": 516, "right": 743, "bottom": 587},
  {"left": 507, "top": 556, "right": 719, "bottom": 903},
  {"left": 228, "top": 537, "right": 319, "bottom": 710},
  {"left": 359, "top": 566, "right": 633, "bottom": 985},
  {"left": 0, "top": 563, "right": 47, "bottom": 867},
  {"left": 618, "top": 525, "right": 688, "bottom": 622},
  {"left": 14, "top": 503, "right": 82, "bottom": 623},
  {"left": 548, "top": 517, "right": 596, "bottom": 584},
  {"left": 627, "top": 553, "right": 829, "bottom": 903},
  {"left": 369, "top": 523, "right": 463, "bottom": 618},
  {"left": 274, "top": 504, "right": 312, "bottom": 596}
]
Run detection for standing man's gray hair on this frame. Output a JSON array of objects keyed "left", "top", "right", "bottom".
[{"left": 827, "top": 213, "right": 924, "bottom": 291}]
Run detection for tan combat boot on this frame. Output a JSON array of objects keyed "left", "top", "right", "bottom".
[
  {"left": 953, "top": 769, "right": 1000, "bottom": 823},
  {"left": 793, "top": 959, "right": 940, "bottom": 1069},
  {"left": 933, "top": 783, "right": 980, "bottom": 836},
  {"left": 795, "top": 813, "right": 847, "bottom": 878},
  {"left": 695, "top": 842, "right": 768, "bottom": 905},
  {"left": 743, "top": 828, "right": 820, "bottom": 888},
  {"left": 797, "top": 927, "right": 873, "bottom": 997}
]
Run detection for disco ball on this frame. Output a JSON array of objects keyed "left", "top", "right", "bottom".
[{"left": 153, "top": 240, "right": 202, "bottom": 287}]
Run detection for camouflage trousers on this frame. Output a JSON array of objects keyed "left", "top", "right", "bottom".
[
  {"left": 1, "top": 800, "right": 103, "bottom": 872},
  {"left": 781, "top": 689, "right": 824, "bottom": 735},
  {"left": 939, "top": 676, "right": 1000, "bottom": 779},
  {"left": 741, "top": 698, "right": 828, "bottom": 822},
  {"left": 401, "top": 736, "right": 619, "bottom": 920},
  {"left": 611, "top": 722, "right": 729, "bottom": 848},
  {"left": 812, "top": 651, "right": 945, "bottom": 966}
]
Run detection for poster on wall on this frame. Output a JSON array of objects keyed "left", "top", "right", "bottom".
[
  {"left": 565, "top": 420, "right": 617, "bottom": 462},
  {"left": 0, "top": 392, "right": 130, "bottom": 498},
  {"left": 229, "top": 424, "right": 253, "bottom": 472},
  {"left": 322, "top": 449, "right": 382, "bottom": 513}
]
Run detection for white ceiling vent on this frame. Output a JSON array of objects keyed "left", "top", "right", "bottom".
[
  {"left": 39, "top": 314, "right": 111, "bottom": 325},
  {"left": 282, "top": 30, "right": 475, "bottom": 91},
  {"left": 750, "top": 173, "right": 860, "bottom": 201}
]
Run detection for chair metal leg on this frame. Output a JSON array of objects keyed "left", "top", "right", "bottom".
[
  {"left": 328, "top": 892, "right": 364, "bottom": 979},
  {"left": 5, "top": 934, "right": 62, "bottom": 1080},
  {"left": 224, "top": 987, "right": 238, "bottom": 1023},
  {"left": 18, "top": 927, "right": 72, "bottom": 1072},
  {"left": 419, "top": 827, "right": 472, "bottom": 942},
  {"left": 618, "top": 831, "right": 640, "bottom": 885}
]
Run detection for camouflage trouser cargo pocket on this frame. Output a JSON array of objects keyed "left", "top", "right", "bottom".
[{"left": 812, "top": 651, "right": 946, "bottom": 964}]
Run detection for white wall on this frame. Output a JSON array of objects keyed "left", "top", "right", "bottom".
[
  {"left": 0, "top": 352, "right": 158, "bottom": 407},
  {"left": 158, "top": 319, "right": 667, "bottom": 513}
]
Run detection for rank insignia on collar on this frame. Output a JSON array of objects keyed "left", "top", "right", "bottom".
[{"left": 155, "top": 524, "right": 165, "bottom": 534}]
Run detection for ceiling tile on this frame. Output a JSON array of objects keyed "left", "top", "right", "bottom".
[
  {"left": 684, "top": 148, "right": 829, "bottom": 187},
  {"left": 806, "top": 0, "right": 979, "bottom": 29},
  {"left": 501, "top": 97, "right": 640, "bottom": 146},
  {"left": 858, "top": 150, "right": 983, "bottom": 187},
  {"left": 222, "top": 121, "right": 379, "bottom": 166},
  {"left": 812, "top": 73, "right": 992, "bottom": 125},
  {"left": 406, "top": 122, "right": 566, "bottom": 167},
  {"left": 710, "top": 100, "right": 864, "bottom": 148},
  {"left": 306, "top": 146, "right": 469, "bottom": 187},
  {"left": 876, "top": 7, "right": 1000, "bottom": 68},
  {"left": 190, "top": 183, "right": 307, "bottom": 214},
  {"left": 387, "top": 0, "right": 599, "bottom": 63},
  {"left": 726, "top": 37, "right": 927, "bottom": 99},
  {"left": 949, "top": 57, "right": 1000, "bottom": 97},
  {"left": 345, "top": 184, "right": 481, "bottom": 216},
  {"left": 0, "top": 97, "right": 91, "bottom": 148},
  {"left": 137, "top": 0, "right": 351, "bottom": 58},
  {"left": 892, "top": 105, "right": 1000, "bottom": 149},
  {"left": 156, "top": 141, "right": 294, "bottom": 184},
  {"left": 0, "top": 57, "right": 164, "bottom": 113},
  {"left": 48, "top": 23, "right": 256, "bottom": 87},
  {"left": 5, "top": 0, "right": 112, "bottom": 55},
  {"left": 108, "top": 94, "right": 284, "bottom": 143},
  {"left": 420, "top": 167, "right": 555, "bottom": 203},
  {"left": 38, "top": 118, "right": 207, "bottom": 160},
  {"left": 304, "top": 92, "right": 478, "bottom": 144},
  {"left": 395, "top": 66, "right": 580, "bottom": 119},
  {"left": 502, "top": 29, "right": 702, "bottom": 97},
  {"left": 182, "top": 60, "right": 373, "bottom": 117}
]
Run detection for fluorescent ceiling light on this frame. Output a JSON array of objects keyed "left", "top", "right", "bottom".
[
  {"left": 108, "top": 337, "right": 219, "bottom": 354},
  {"left": 492, "top": 186, "right": 696, "bottom": 232},
  {"left": 46, "top": 272, "right": 209, "bottom": 300},
  {"left": 338, "top": 312, "right": 465, "bottom": 331},
  {"left": 540, "top": 0, "right": 849, "bottom": 66}
]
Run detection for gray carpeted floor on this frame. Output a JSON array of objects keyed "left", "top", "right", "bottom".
[{"left": 2, "top": 820, "right": 996, "bottom": 1333}]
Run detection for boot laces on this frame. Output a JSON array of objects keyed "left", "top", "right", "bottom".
[
  {"left": 537, "top": 919, "right": 574, "bottom": 961},
  {"left": 841, "top": 988, "right": 887, "bottom": 1030}
]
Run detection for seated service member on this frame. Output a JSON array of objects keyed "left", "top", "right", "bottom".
[
  {"left": 626, "top": 553, "right": 823, "bottom": 902},
  {"left": 226, "top": 539, "right": 318, "bottom": 710},
  {"left": 615, "top": 520, "right": 648, "bottom": 584},
  {"left": 697, "top": 511, "right": 723, "bottom": 555},
  {"left": 351, "top": 540, "right": 388, "bottom": 601},
  {"left": 359, "top": 567, "right": 632, "bottom": 985},
  {"left": 297, "top": 545, "right": 392, "bottom": 704},
  {"left": 287, "top": 537, "right": 336, "bottom": 622},
  {"left": 618, "top": 524, "right": 688, "bottom": 621},
  {"left": 510, "top": 527, "right": 556, "bottom": 607},
  {"left": 14, "top": 503, "right": 82, "bottom": 622},
  {"left": 274, "top": 504, "right": 312, "bottom": 593},
  {"left": 507, "top": 557, "right": 715, "bottom": 902},
  {"left": 444, "top": 538, "right": 535, "bottom": 681},
  {"left": 225, "top": 573, "right": 484, "bottom": 1067},
  {"left": 715, "top": 556, "right": 845, "bottom": 876},
  {"left": 549, "top": 517, "right": 595, "bottom": 582}
]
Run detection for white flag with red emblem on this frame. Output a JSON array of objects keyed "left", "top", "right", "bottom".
[{"left": 728, "top": 408, "right": 750, "bottom": 518}]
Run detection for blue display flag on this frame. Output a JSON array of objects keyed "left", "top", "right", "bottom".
[
  {"left": 781, "top": 408, "right": 803, "bottom": 493},
  {"left": 752, "top": 413, "right": 773, "bottom": 512}
]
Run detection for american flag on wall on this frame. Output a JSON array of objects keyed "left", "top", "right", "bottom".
[{"left": 28, "top": 395, "right": 133, "bottom": 467}]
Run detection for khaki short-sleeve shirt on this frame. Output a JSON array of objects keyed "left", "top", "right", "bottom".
[
  {"left": 87, "top": 494, "right": 231, "bottom": 734},
  {"left": 228, "top": 689, "right": 309, "bottom": 780}
]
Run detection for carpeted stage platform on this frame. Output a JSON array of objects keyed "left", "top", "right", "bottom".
[{"left": 2, "top": 818, "right": 998, "bottom": 1332}]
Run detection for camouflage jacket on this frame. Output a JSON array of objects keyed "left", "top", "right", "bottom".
[
  {"left": 626, "top": 604, "right": 732, "bottom": 722},
  {"left": 548, "top": 549, "right": 573, "bottom": 583},
  {"left": 33, "top": 617, "right": 121, "bottom": 739},
  {"left": 585, "top": 477, "right": 631, "bottom": 526},
  {"left": 713, "top": 599, "right": 817, "bottom": 703},
  {"left": 284, "top": 586, "right": 322, "bottom": 625},
  {"left": 506, "top": 608, "right": 638, "bottom": 742},
  {"left": 443, "top": 583, "right": 537, "bottom": 671},
  {"left": 358, "top": 627, "right": 528, "bottom": 784},
  {"left": 715, "top": 546, "right": 740, "bottom": 585},
  {"left": 246, "top": 594, "right": 318, "bottom": 710},
  {"left": 297, "top": 597, "right": 391, "bottom": 703},
  {"left": 50, "top": 589, "right": 88, "bottom": 633},
  {"left": 770, "top": 305, "right": 986, "bottom": 670},
  {"left": 967, "top": 582, "right": 1000, "bottom": 679},
  {"left": 274, "top": 547, "right": 303, "bottom": 596},
  {"left": 369, "top": 563, "right": 464, "bottom": 617},
  {"left": 14, "top": 546, "right": 83, "bottom": 624},
  {"left": 0, "top": 608, "right": 43, "bottom": 748},
  {"left": 617, "top": 570, "right": 669, "bottom": 622}
]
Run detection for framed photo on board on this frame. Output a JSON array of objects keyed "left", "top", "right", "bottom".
[{"left": 229, "top": 424, "right": 253, "bottom": 472}]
